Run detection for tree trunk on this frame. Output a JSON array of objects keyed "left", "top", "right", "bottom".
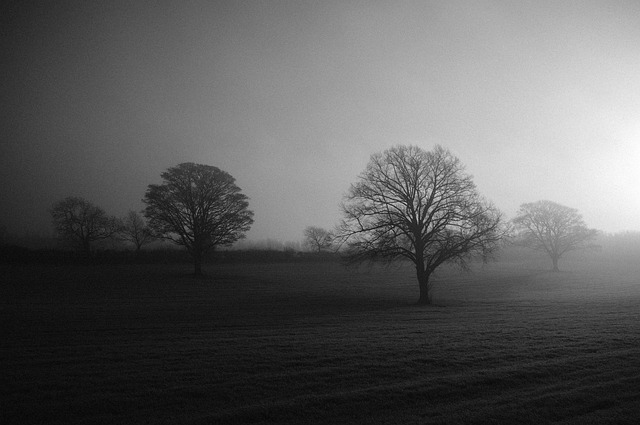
[
  {"left": 133, "top": 245, "right": 142, "bottom": 262},
  {"left": 82, "top": 239, "right": 92, "bottom": 259},
  {"left": 417, "top": 267, "right": 431, "bottom": 305},
  {"left": 551, "top": 255, "right": 560, "bottom": 272},
  {"left": 193, "top": 249, "right": 203, "bottom": 276}
]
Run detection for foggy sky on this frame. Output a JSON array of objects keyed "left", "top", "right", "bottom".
[{"left": 2, "top": 0, "right": 640, "bottom": 244}]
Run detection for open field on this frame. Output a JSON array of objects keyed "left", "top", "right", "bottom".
[{"left": 2, "top": 257, "right": 640, "bottom": 424}]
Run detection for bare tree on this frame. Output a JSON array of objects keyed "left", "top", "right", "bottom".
[
  {"left": 303, "top": 226, "right": 334, "bottom": 252},
  {"left": 143, "top": 163, "right": 254, "bottom": 275},
  {"left": 50, "top": 196, "right": 119, "bottom": 255},
  {"left": 338, "top": 145, "right": 504, "bottom": 305},
  {"left": 512, "top": 200, "right": 598, "bottom": 271},
  {"left": 118, "top": 211, "right": 155, "bottom": 252}
]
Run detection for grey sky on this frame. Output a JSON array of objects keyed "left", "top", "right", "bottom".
[{"left": 2, "top": 0, "right": 640, "bottom": 243}]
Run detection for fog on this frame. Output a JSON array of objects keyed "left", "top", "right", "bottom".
[{"left": 2, "top": 1, "right": 640, "bottom": 244}]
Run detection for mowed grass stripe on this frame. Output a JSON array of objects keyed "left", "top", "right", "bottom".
[
  {"left": 211, "top": 307, "right": 640, "bottom": 421},
  {"left": 212, "top": 348, "right": 640, "bottom": 424}
]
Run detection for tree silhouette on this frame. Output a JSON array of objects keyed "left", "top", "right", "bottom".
[
  {"left": 338, "top": 145, "right": 504, "bottom": 304},
  {"left": 512, "top": 200, "right": 598, "bottom": 271},
  {"left": 50, "top": 197, "right": 118, "bottom": 255},
  {"left": 303, "top": 226, "right": 334, "bottom": 252},
  {"left": 143, "top": 163, "right": 254, "bottom": 275},
  {"left": 118, "top": 211, "right": 155, "bottom": 253}
]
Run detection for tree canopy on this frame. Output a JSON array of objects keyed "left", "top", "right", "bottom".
[
  {"left": 338, "top": 145, "right": 504, "bottom": 304},
  {"left": 143, "top": 163, "right": 254, "bottom": 275},
  {"left": 512, "top": 200, "right": 598, "bottom": 271}
]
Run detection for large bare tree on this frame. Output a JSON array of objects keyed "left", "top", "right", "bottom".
[
  {"left": 338, "top": 145, "right": 504, "bottom": 305},
  {"left": 303, "top": 226, "right": 334, "bottom": 253},
  {"left": 143, "top": 163, "right": 254, "bottom": 275},
  {"left": 512, "top": 200, "right": 598, "bottom": 271},
  {"left": 50, "top": 196, "right": 118, "bottom": 255}
]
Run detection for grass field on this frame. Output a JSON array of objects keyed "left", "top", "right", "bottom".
[{"left": 2, "top": 256, "right": 640, "bottom": 424}]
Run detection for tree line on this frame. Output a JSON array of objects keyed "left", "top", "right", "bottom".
[{"left": 47, "top": 146, "right": 598, "bottom": 304}]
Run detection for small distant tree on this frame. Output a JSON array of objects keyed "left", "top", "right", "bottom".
[
  {"left": 143, "top": 163, "right": 254, "bottom": 275},
  {"left": 303, "top": 226, "right": 334, "bottom": 252},
  {"left": 50, "top": 196, "right": 119, "bottom": 255},
  {"left": 338, "top": 145, "right": 504, "bottom": 305},
  {"left": 512, "top": 200, "right": 598, "bottom": 271},
  {"left": 118, "top": 211, "right": 155, "bottom": 252}
]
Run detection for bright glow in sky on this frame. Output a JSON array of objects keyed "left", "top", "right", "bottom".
[{"left": 2, "top": 0, "right": 640, "bottom": 243}]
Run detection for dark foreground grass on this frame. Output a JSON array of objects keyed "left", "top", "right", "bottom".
[{"left": 1, "top": 258, "right": 640, "bottom": 424}]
